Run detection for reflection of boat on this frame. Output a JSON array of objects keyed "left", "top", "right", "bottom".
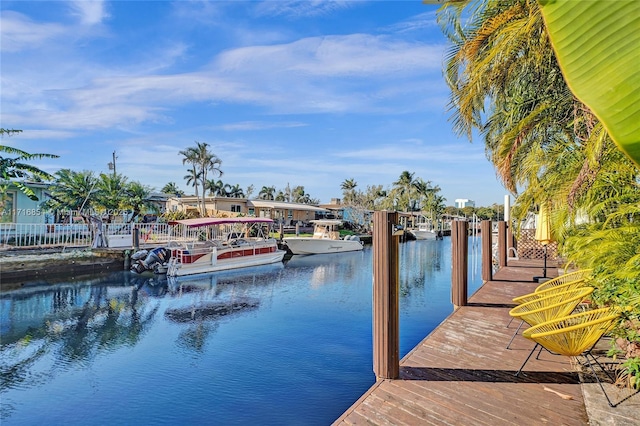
[
  {"left": 165, "top": 218, "right": 286, "bottom": 277},
  {"left": 283, "top": 220, "right": 363, "bottom": 255},
  {"left": 164, "top": 298, "right": 260, "bottom": 323},
  {"left": 408, "top": 223, "right": 438, "bottom": 240}
]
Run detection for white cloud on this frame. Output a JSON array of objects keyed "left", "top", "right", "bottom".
[
  {"left": 217, "top": 121, "right": 309, "bottom": 131},
  {"left": 254, "top": 1, "right": 358, "bottom": 18},
  {"left": 0, "top": 11, "right": 66, "bottom": 52},
  {"left": 68, "top": 0, "right": 109, "bottom": 26}
]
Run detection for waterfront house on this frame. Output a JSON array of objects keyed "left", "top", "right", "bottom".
[
  {"left": 1, "top": 180, "right": 52, "bottom": 225},
  {"left": 165, "top": 196, "right": 328, "bottom": 225}
]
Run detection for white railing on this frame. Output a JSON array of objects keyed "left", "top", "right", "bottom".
[
  {"left": 0, "top": 222, "right": 176, "bottom": 249},
  {"left": 0, "top": 222, "right": 270, "bottom": 250},
  {"left": 0, "top": 223, "right": 92, "bottom": 248}
]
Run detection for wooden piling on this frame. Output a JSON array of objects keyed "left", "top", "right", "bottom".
[
  {"left": 451, "top": 220, "right": 468, "bottom": 308},
  {"left": 481, "top": 220, "right": 493, "bottom": 282},
  {"left": 372, "top": 210, "right": 400, "bottom": 380},
  {"left": 498, "top": 221, "right": 507, "bottom": 267}
]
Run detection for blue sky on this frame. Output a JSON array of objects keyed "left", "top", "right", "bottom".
[{"left": 1, "top": 0, "right": 507, "bottom": 206}]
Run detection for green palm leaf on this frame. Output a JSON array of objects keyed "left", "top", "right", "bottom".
[{"left": 538, "top": 0, "right": 640, "bottom": 166}]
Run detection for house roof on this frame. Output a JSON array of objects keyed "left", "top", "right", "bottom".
[{"left": 248, "top": 200, "right": 328, "bottom": 212}]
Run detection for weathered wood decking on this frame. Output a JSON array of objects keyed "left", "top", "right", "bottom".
[{"left": 334, "top": 260, "right": 591, "bottom": 425}]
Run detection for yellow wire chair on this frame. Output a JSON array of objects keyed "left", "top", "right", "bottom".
[
  {"left": 506, "top": 286, "right": 594, "bottom": 349},
  {"left": 533, "top": 268, "right": 593, "bottom": 292},
  {"left": 515, "top": 307, "right": 625, "bottom": 407},
  {"left": 505, "top": 268, "right": 593, "bottom": 329}
]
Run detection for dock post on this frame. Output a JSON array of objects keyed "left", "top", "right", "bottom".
[
  {"left": 481, "top": 220, "right": 493, "bottom": 282},
  {"left": 451, "top": 220, "right": 468, "bottom": 308},
  {"left": 279, "top": 223, "right": 284, "bottom": 241},
  {"left": 498, "top": 221, "right": 507, "bottom": 267},
  {"left": 133, "top": 225, "right": 140, "bottom": 250},
  {"left": 372, "top": 210, "right": 400, "bottom": 380}
]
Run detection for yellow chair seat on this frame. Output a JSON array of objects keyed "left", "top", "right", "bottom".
[
  {"left": 509, "top": 287, "right": 594, "bottom": 327},
  {"left": 513, "top": 278, "right": 588, "bottom": 305},
  {"left": 522, "top": 307, "right": 620, "bottom": 356},
  {"left": 535, "top": 268, "right": 593, "bottom": 292}
]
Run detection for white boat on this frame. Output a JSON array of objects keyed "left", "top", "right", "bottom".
[
  {"left": 160, "top": 217, "right": 286, "bottom": 277},
  {"left": 409, "top": 223, "right": 438, "bottom": 240},
  {"left": 283, "top": 219, "right": 364, "bottom": 255}
]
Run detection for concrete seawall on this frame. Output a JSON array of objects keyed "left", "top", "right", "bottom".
[{"left": 0, "top": 247, "right": 127, "bottom": 288}]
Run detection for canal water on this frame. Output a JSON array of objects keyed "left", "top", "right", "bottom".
[{"left": 1, "top": 238, "right": 484, "bottom": 425}]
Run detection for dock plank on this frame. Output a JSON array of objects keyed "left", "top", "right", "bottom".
[{"left": 333, "top": 260, "right": 590, "bottom": 425}]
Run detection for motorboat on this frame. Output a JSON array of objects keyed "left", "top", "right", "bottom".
[
  {"left": 283, "top": 219, "right": 364, "bottom": 255},
  {"left": 131, "top": 217, "right": 286, "bottom": 277},
  {"left": 408, "top": 223, "right": 438, "bottom": 240}
]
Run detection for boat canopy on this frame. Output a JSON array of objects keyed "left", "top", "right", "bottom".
[{"left": 169, "top": 217, "right": 274, "bottom": 228}]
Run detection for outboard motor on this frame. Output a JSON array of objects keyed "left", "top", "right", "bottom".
[{"left": 131, "top": 247, "right": 171, "bottom": 274}]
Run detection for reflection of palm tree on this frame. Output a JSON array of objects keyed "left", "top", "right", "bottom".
[
  {"left": 0, "top": 280, "right": 160, "bottom": 394},
  {"left": 177, "top": 323, "right": 217, "bottom": 353}
]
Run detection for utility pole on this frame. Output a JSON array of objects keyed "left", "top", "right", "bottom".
[{"left": 108, "top": 151, "right": 117, "bottom": 177}]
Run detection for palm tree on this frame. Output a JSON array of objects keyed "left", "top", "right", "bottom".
[
  {"left": 439, "top": 0, "right": 601, "bottom": 215},
  {"left": 258, "top": 185, "right": 275, "bottom": 200},
  {"left": 192, "top": 141, "right": 223, "bottom": 216},
  {"left": 227, "top": 184, "right": 244, "bottom": 198},
  {"left": 179, "top": 146, "right": 201, "bottom": 212},
  {"left": 438, "top": 0, "right": 640, "bottom": 356},
  {"left": 1, "top": 132, "right": 59, "bottom": 202},
  {"left": 44, "top": 169, "right": 98, "bottom": 223},
  {"left": 183, "top": 168, "right": 201, "bottom": 198},
  {"left": 207, "top": 179, "right": 227, "bottom": 197},
  {"left": 124, "top": 181, "right": 155, "bottom": 223},
  {"left": 340, "top": 178, "right": 357, "bottom": 205},
  {"left": 391, "top": 171, "right": 415, "bottom": 212},
  {"left": 96, "top": 173, "right": 128, "bottom": 222},
  {"left": 161, "top": 182, "right": 184, "bottom": 197}
]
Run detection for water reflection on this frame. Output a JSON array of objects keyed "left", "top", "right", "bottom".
[
  {"left": 284, "top": 250, "right": 367, "bottom": 288},
  {"left": 0, "top": 239, "right": 483, "bottom": 425}
]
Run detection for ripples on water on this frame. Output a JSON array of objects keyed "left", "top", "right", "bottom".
[{"left": 0, "top": 239, "right": 483, "bottom": 425}]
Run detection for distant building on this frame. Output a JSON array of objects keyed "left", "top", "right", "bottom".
[{"left": 455, "top": 199, "right": 475, "bottom": 209}]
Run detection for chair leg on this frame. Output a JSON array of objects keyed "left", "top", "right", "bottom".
[
  {"left": 515, "top": 343, "right": 539, "bottom": 377},
  {"left": 534, "top": 344, "right": 545, "bottom": 360},
  {"left": 583, "top": 351, "right": 617, "bottom": 407},
  {"left": 506, "top": 319, "right": 524, "bottom": 349},
  {"left": 506, "top": 316, "right": 515, "bottom": 328}
]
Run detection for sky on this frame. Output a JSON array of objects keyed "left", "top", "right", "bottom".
[{"left": 1, "top": 0, "right": 508, "bottom": 207}]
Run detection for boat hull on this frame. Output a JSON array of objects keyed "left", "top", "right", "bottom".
[
  {"left": 169, "top": 249, "right": 286, "bottom": 277},
  {"left": 409, "top": 229, "right": 437, "bottom": 240},
  {"left": 283, "top": 238, "right": 363, "bottom": 255}
]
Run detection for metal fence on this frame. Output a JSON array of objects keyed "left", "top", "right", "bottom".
[{"left": 0, "top": 223, "right": 173, "bottom": 249}]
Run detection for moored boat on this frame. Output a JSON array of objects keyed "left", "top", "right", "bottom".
[
  {"left": 283, "top": 219, "right": 364, "bottom": 255},
  {"left": 408, "top": 223, "right": 438, "bottom": 240},
  {"left": 131, "top": 217, "right": 286, "bottom": 277}
]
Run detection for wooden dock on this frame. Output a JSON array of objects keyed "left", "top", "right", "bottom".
[{"left": 334, "top": 259, "right": 590, "bottom": 425}]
